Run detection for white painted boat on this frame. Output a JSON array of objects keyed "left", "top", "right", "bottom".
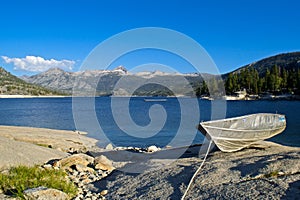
[{"left": 198, "top": 113, "right": 286, "bottom": 152}]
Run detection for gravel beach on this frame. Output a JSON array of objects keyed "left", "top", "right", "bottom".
[
  {"left": 0, "top": 126, "right": 299, "bottom": 199},
  {"left": 88, "top": 141, "right": 300, "bottom": 199}
]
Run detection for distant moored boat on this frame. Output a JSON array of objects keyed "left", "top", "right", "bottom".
[
  {"left": 144, "top": 98, "right": 167, "bottom": 102},
  {"left": 198, "top": 113, "right": 286, "bottom": 152}
]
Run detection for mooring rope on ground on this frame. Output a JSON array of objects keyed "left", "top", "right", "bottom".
[{"left": 181, "top": 140, "right": 213, "bottom": 200}]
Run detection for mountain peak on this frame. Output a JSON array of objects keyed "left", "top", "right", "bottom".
[
  {"left": 42, "top": 68, "right": 67, "bottom": 76},
  {"left": 46, "top": 67, "right": 65, "bottom": 73},
  {"left": 113, "top": 66, "right": 127, "bottom": 74}
]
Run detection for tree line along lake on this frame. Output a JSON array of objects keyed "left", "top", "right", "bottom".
[{"left": 0, "top": 97, "right": 299, "bottom": 148}]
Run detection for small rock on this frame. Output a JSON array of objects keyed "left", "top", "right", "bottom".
[
  {"left": 52, "top": 160, "right": 60, "bottom": 168},
  {"left": 86, "top": 191, "right": 92, "bottom": 197},
  {"left": 53, "top": 166, "right": 60, "bottom": 170},
  {"left": 74, "top": 196, "right": 81, "bottom": 200},
  {"left": 72, "top": 170, "right": 79, "bottom": 176},
  {"left": 278, "top": 171, "right": 285, "bottom": 176},
  {"left": 147, "top": 145, "right": 160, "bottom": 153},
  {"left": 43, "top": 164, "right": 53, "bottom": 170},
  {"left": 81, "top": 178, "right": 91, "bottom": 184},
  {"left": 68, "top": 174, "right": 76, "bottom": 179},
  {"left": 75, "top": 130, "right": 88, "bottom": 135},
  {"left": 79, "top": 173, "right": 88, "bottom": 179},
  {"left": 68, "top": 147, "right": 76, "bottom": 153},
  {"left": 105, "top": 143, "right": 114, "bottom": 150},
  {"left": 0, "top": 169, "right": 9, "bottom": 175},
  {"left": 94, "top": 155, "right": 115, "bottom": 171},
  {"left": 134, "top": 147, "right": 141, "bottom": 151},
  {"left": 89, "top": 173, "right": 96, "bottom": 180},
  {"left": 115, "top": 146, "right": 126, "bottom": 150},
  {"left": 23, "top": 186, "right": 68, "bottom": 200},
  {"left": 75, "top": 164, "right": 95, "bottom": 173},
  {"left": 77, "top": 188, "right": 83, "bottom": 194},
  {"left": 77, "top": 182, "right": 84, "bottom": 188},
  {"left": 91, "top": 196, "right": 98, "bottom": 200},
  {"left": 100, "top": 190, "right": 108, "bottom": 196}
]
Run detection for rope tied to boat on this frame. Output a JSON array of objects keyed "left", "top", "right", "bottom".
[{"left": 181, "top": 139, "right": 213, "bottom": 200}]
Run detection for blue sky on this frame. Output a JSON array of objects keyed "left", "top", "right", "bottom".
[{"left": 0, "top": 0, "right": 299, "bottom": 75}]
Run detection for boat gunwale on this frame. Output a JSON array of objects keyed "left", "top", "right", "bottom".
[
  {"left": 210, "top": 128, "right": 285, "bottom": 141},
  {"left": 200, "top": 124, "right": 286, "bottom": 133},
  {"left": 200, "top": 113, "right": 285, "bottom": 125}
]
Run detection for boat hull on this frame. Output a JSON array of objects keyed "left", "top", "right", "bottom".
[{"left": 198, "top": 113, "right": 286, "bottom": 152}]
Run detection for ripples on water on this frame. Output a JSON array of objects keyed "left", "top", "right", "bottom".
[{"left": 0, "top": 97, "right": 299, "bottom": 147}]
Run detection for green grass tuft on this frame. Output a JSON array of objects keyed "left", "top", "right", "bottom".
[
  {"left": 0, "top": 165, "right": 77, "bottom": 199},
  {"left": 36, "top": 143, "right": 52, "bottom": 148},
  {"left": 264, "top": 170, "right": 279, "bottom": 178}
]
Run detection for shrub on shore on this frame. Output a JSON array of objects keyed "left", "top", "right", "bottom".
[{"left": 0, "top": 165, "right": 77, "bottom": 199}]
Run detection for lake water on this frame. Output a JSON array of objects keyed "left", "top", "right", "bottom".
[{"left": 0, "top": 97, "right": 299, "bottom": 148}]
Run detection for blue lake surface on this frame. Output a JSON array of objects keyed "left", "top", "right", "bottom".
[{"left": 0, "top": 97, "right": 299, "bottom": 148}]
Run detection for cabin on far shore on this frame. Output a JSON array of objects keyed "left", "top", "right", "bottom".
[{"left": 224, "top": 89, "right": 247, "bottom": 100}]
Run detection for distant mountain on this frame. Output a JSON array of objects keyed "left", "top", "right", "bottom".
[
  {"left": 228, "top": 52, "right": 300, "bottom": 76},
  {"left": 20, "top": 52, "right": 300, "bottom": 97},
  {"left": 0, "top": 67, "right": 64, "bottom": 96},
  {"left": 21, "top": 66, "right": 204, "bottom": 96},
  {"left": 21, "top": 68, "right": 75, "bottom": 94}
]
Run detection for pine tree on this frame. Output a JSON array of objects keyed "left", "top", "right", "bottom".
[
  {"left": 225, "top": 73, "right": 234, "bottom": 94},
  {"left": 265, "top": 69, "right": 271, "bottom": 91},
  {"left": 288, "top": 69, "right": 297, "bottom": 90},
  {"left": 281, "top": 68, "right": 288, "bottom": 90},
  {"left": 232, "top": 73, "right": 239, "bottom": 91},
  {"left": 297, "top": 69, "right": 300, "bottom": 91},
  {"left": 270, "top": 65, "right": 281, "bottom": 91},
  {"left": 258, "top": 77, "right": 264, "bottom": 94},
  {"left": 200, "top": 81, "right": 209, "bottom": 96},
  {"left": 251, "top": 68, "right": 259, "bottom": 94}
]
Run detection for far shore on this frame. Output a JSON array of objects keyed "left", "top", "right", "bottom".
[
  {"left": 0, "top": 94, "right": 68, "bottom": 98},
  {"left": 0, "top": 94, "right": 300, "bottom": 100}
]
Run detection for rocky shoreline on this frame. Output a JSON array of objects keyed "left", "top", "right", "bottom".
[{"left": 0, "top": 126, "right": 299, "bottom": 199}]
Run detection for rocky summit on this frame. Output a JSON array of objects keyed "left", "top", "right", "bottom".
[{"left": 20, "top": 66, "right": 203, "bottom": 96}]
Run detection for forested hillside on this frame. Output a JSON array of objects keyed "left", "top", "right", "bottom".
[
  {"left": 0, "top": 67, "right": 63, "bottom": 96},
  {"left": 225, "top": 65, "right": 300, "bottom": 95},
  {"left": 225, "top": 52, "right": 300, "bottom": 95}
]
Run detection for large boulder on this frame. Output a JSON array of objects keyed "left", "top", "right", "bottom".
[
  {"left": 57, "top": 154, "right": 94, "bottom": 170},
  {"left": 94, "top": 155, "right": 115, "bottom": 171},
  {"left": 146, "top": 145, "right": 160, "bottom": 153}
]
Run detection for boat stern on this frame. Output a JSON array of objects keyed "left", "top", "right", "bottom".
[{"left": 197, "top": 123, "right": 212, "bottom": 140}]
